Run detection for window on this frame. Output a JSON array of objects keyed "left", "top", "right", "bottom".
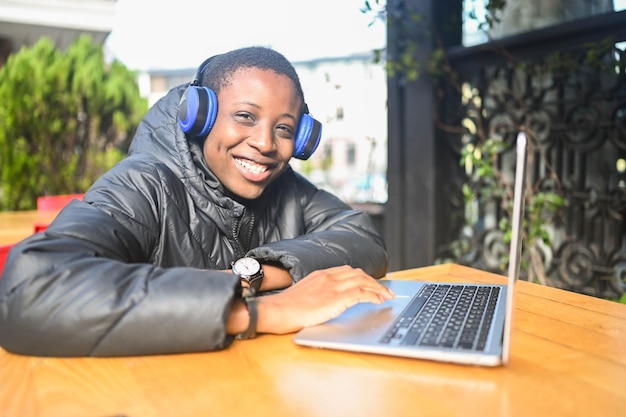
[
  {"left": 336, "top": 106, "right": 344, "bottom": 121},
  {"left": 346, "top": 143, "right": 356, "bottom": 166},
  {"left": 463, "top": 0, "right": 626, "bottom": 47}
]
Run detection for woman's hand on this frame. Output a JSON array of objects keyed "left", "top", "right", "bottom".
[{"left": 255, "top": 265, "right": 394, "bottom": 335}]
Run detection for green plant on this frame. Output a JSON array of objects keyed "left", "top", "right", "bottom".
[
  {"left": 461, "top": 127, "right": 565, "bottom": 284},
  {"left": 0, "top": 35, "right": 148, "bottom": 210}
]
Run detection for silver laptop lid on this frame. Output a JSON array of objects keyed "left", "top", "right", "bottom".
[
  {"left": 293, "top": 132, "right": 529, "bottom": 367},
  {"left": 502, "top": 131, "right": 528, "bottom": 364}
]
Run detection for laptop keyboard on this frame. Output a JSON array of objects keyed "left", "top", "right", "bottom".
[{"left": 380, "top": 284, "right": 501, "bottom": 351}]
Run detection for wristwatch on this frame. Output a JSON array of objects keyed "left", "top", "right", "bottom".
[{"left": 231, "top": 257, "right": 264, "bottom": 295}]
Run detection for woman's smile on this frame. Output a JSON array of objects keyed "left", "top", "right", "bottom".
[{"left": 233, "top": 156, "right": 271, "bottom": 180}]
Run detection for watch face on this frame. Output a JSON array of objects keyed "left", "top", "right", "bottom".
[{"left": 233, "top": 257, "right": 261, "bottom": 276}]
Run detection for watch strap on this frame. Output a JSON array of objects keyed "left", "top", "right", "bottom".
[{"left": 235, "top": 296, "right": 258, "bottom": 340}]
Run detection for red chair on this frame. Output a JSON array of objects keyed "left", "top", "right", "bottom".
[
  {"left": 36, "top": 193, "right": 84, "bottom": 211},
  {"left": 34, "top": 193, "right": 85, "bottom": 233},
  {"left": 0, "top": 243, "right": 14, "bottom": 279}
]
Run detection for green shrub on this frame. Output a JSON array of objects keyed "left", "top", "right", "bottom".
[{"left": 0, "top": 35, "right": 147, "bottom": 210}]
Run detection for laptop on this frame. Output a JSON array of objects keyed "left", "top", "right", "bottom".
[{"left": 293, "top": 131, "right": 528, "bottom": 367}]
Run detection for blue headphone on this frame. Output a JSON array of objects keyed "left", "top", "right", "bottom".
[{"left": 177, "top": 56, "right": 322, "bottom": 160}]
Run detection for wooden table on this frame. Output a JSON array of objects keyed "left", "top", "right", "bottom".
[
  {"left": 0, "top": 210, "right": 59, "bottom": 245},
  {"left": 1, "top": 264, "right": 625, "bottom": 417}
]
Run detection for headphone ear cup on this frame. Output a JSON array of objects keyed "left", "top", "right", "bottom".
[
  {"left": 178, "top": 86, "right": 218, "bottom": 137},
  {"left": 293, "top": 114, "right": 322, "bottom": 160}
]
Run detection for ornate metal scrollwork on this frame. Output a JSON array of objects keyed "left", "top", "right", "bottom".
[
  {"left": 440, "top": 42, "right": 626, "bottom": 299},
  {"left": 556, "top": 241, "right": 597, "bottom": 288}
]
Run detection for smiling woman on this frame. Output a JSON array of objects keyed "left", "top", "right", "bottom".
[{"left": 0, "top": 45, "right": 390, "bottom": 358}]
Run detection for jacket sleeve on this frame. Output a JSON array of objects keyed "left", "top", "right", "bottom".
[
  {"left": 0, "top": 199, "right": 241, "bottom": 358},
  {"left": 248, "top": 174, "right": 389, "bottom": 281}
]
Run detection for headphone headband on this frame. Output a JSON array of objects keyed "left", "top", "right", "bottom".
[{"left": 193, "top": 55, "right": 219, "bottom": 86}]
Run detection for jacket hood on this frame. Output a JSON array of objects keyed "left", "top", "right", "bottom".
[{"left": 128, "top": 84, "right": 233, "bottom": 211}]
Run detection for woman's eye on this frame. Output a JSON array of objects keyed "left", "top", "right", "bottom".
[
  {"left": 277, "top": 125, "right": 295, "bottom": 138},
  {"left": 234, "top": 112, "right": 254, "bottom": 123}
]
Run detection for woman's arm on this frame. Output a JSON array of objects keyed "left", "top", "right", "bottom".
[
  {"left": 0, "top": 205, "right": 242, "bottom": 357},
  {"left": 0, "top": 158, "right": 244, "bottom": 357},
  {"left": 249, "top": 185, "right": 389, "bottom": 282}
]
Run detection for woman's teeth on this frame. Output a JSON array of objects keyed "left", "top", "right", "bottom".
[{"left": 236, "top": 158, "right": 268, "bottom": 174}]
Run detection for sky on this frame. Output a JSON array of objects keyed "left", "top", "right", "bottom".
[{"left": 104, "top": 0, "right": 387, "bottom": 71}]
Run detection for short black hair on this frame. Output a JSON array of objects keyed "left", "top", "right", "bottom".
[{"left": 198, "top": 46, "right": 306, "bottom": 112}]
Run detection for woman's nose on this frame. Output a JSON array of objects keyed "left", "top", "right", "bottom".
[{"left": 248, "top": 125, "right": 276, "bottom": 153}]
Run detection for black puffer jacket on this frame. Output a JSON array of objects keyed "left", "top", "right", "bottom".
[{"left": 0, "top": 85, "right": 388, "bottom": 357}]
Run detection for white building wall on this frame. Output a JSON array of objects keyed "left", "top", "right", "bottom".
[
  {"left": 291, "top": 54, "right": 388, "bottom": 203},
  {"left": 0, "top": 0, "right": 116, "bottom": 51}
]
